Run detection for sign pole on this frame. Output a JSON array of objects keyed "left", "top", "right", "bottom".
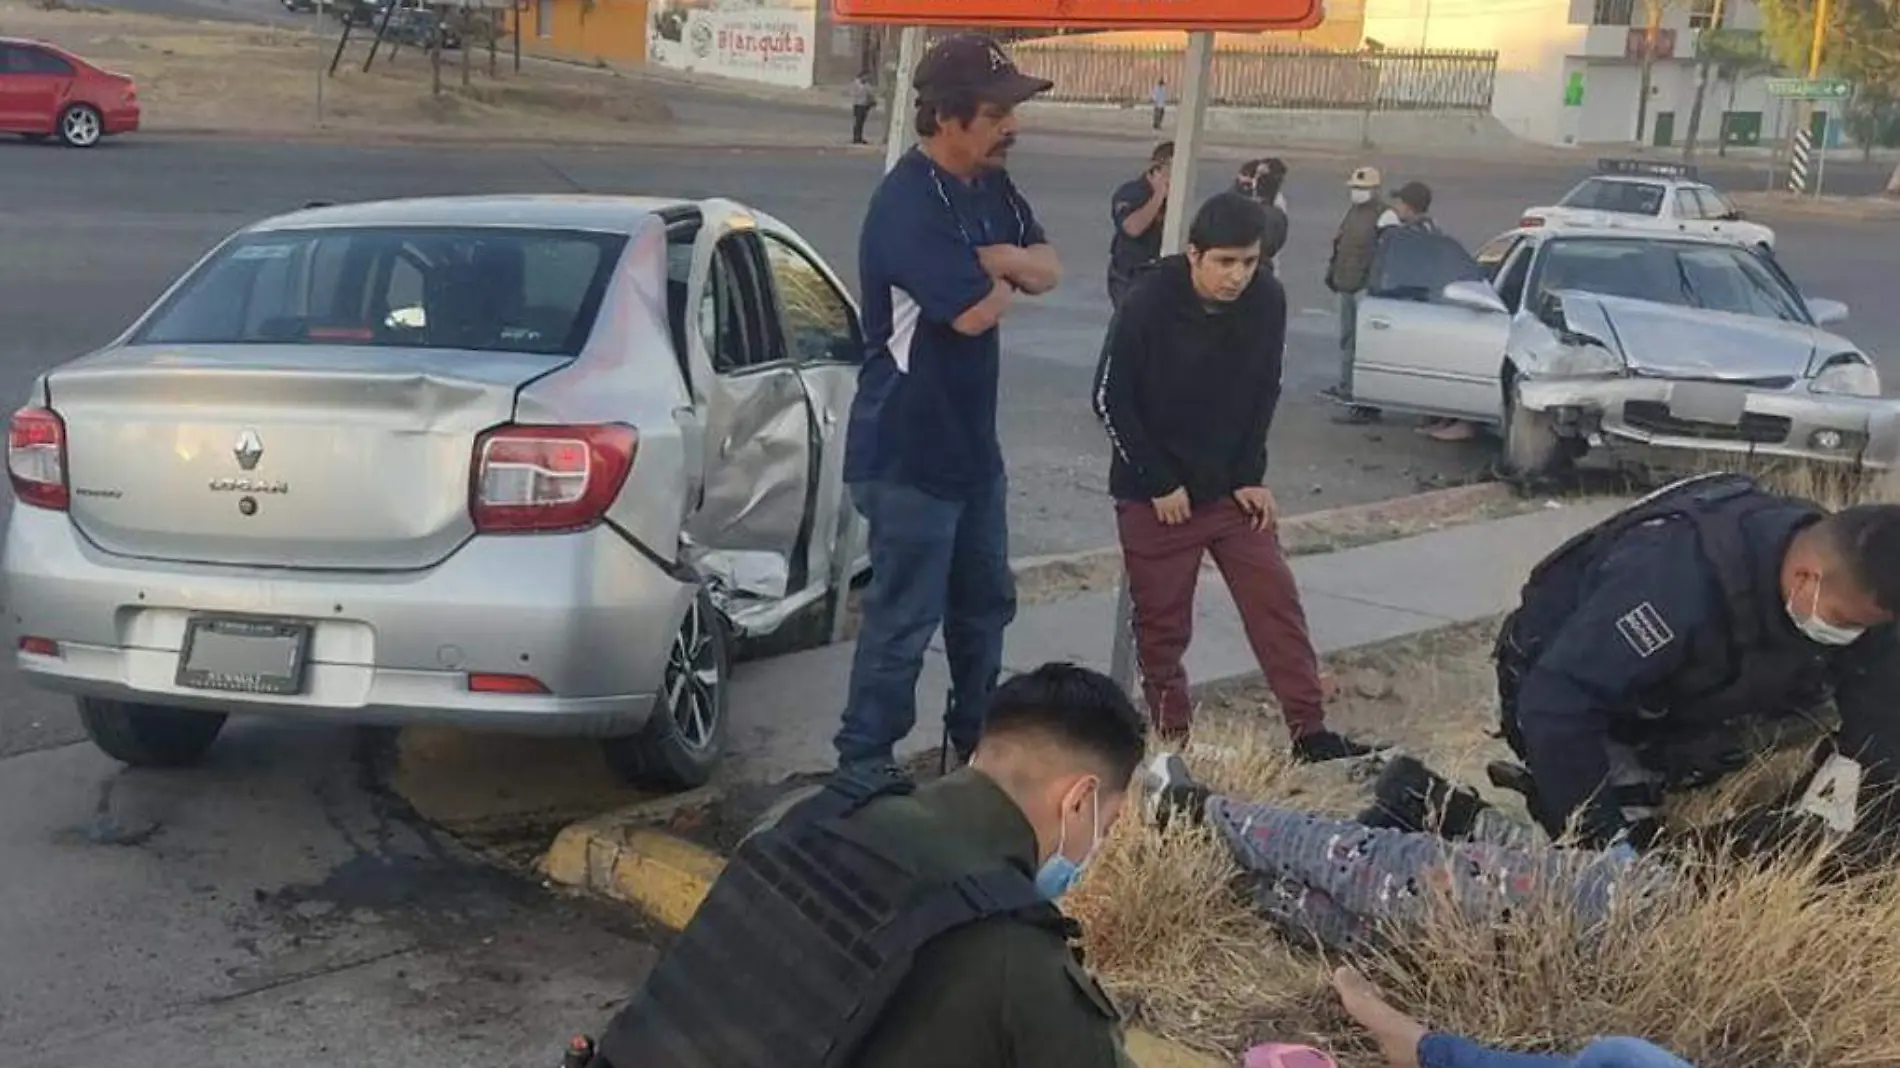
[
  {"left": 1107, "top": 28, "right": 1214, "bottom": 700},
  {"left": 1815, "top": 110, "right": 1829, "bottom": 197},
  {"left": 314, "top": 0, "right": 326, "bottom": 127},
  {"left": 884, "top": 25, "right": 924, "bottom": 172}
]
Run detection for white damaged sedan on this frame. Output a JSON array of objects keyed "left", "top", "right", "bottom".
[{"left": 1339, "top": 226, "right": 1897, "bottom": 478}]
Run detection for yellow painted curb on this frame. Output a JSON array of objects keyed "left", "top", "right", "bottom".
[
  {"left": 542, "top": 821, "right": 726, "bottom": 932},
  {"left": 543, "top": 824, "right": 1224, "bottom": 1067}
]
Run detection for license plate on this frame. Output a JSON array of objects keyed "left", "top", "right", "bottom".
[
  {"left": 176, "top": 616, "right": 312, "bottom": 696},
  {"left": 1668, "top": 381, "right": 1748, "bottom": 426}
]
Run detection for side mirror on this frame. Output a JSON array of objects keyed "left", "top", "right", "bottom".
[
  {"left": 1725, "top": 209, "right": 1746, "bottom": 221},
  {"left": 1807, "top": 298, "right": 1850, "bottom": 326},
  {"left": 1440, "top": 279, "right": 1508, "bottom": 315}
]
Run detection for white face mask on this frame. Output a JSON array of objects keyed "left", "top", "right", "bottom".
[
  {"left": 1349, "top": 189, "right": 1373, "bottom": 204},
  {"left": 1789, "top": 572, "right": 1866, "bottom": 646}
]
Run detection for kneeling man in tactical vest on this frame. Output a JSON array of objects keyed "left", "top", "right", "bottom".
[
  {"left": 582, "top": 662, "right": 1150, "bottom": 1068},
  {"left": 1489, "top": 472, "right": 1900, "bottom": 853}
]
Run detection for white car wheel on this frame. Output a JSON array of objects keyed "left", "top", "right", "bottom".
[
  {"left": 58, "top": 104, "right": 103, "bottom": 148},
  {"left": 1500, "top": 373, "right": 1568, "bottom": 482}
]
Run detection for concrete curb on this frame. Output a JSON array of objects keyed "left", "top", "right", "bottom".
[
  {"left": 1009, "top": 480, "right": 1517, "bottom": 594},
  {"left": 538, "top": 819, "right": 1228, "bottom": 1068},
  {"left": 1730, "top": 190, "right": 1900, "bottom": 222},
  {"left": 139, "top": 125, "right": 873, "bottom": 155}
]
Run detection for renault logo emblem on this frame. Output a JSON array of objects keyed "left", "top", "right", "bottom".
[{"left": 234, "top": 429, "right": 264, "bottom": 471}]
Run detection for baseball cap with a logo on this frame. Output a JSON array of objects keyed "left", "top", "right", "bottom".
[{"left": 913, "top": 33, "right": 1054, "bottom": 105}]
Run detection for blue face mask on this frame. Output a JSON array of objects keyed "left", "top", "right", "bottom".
[{"left": 1035, "top": 785, "right": 1102, "bottom": 901}]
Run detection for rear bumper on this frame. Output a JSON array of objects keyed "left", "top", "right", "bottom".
[
  {"left": 1518, "top": 375, "right": 1900, "bottom": 470},
  {"left": 1, "top": 507, "right": 695, "bottom": 737},
  {"left": 104, "top": 105, "right": 140, "bottom": 135}
]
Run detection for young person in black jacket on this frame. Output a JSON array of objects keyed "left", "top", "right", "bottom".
[{"left": 1092, "top": 192, "right": 1374, "bottom": 764}]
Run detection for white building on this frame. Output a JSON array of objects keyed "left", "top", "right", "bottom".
[{"left": 1361, "top": 0, "right": 1833, "bottom": 149}]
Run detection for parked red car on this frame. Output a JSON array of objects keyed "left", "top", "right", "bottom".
[{"left": 0, "top": 38, "right": 140, "bottom": 148}]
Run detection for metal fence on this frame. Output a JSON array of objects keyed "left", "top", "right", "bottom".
[{"left": 1007, "top": 43, "right": 1499, "bottom": 112}]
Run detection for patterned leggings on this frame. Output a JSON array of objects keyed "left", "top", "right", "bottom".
[{"left": 1203, "top": 797, "right": 1676, "bottom": 953}]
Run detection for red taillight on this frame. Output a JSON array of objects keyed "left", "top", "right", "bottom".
[
  {"left": 1520, "top": 215, "right": 1546, "bottom": 228},
  {"left": 8, "top": 407, "right": 69, "bottom": 512},
  {"left": 467, "top": 672, "right": 549, "bottom": 694},
  {"left": 470, "top": 423, "right": 637, "bottom": 534},
  {"left": 19, "top": 637, "right": 60, "bottom": 657}
]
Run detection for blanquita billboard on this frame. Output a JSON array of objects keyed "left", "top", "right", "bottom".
[{"left": 650, "top": 1, "right": 819, "bottom": 88}]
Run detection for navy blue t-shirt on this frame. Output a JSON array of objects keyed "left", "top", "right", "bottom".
[{"left": 844, "top": 148, "right": 1045, "bottom": 500}]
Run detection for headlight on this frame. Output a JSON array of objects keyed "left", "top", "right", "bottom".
[
  {"left": 1809, "top": 355, "right": 1881, "bottom": 397},
  {"left": 1541, "top": 341, "right": 1627, "bottom": 378}
]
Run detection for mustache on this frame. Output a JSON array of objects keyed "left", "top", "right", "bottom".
[{"left": 991, "top": 134, "right": 1017, "bottom": 154}]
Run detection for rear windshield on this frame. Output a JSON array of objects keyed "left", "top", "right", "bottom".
[
  {"left": 1558, "top": 178, "right": 1665, "bottom": 216},
  {"left": 134, "top": 226, "right": 628, "bottom": 357}
]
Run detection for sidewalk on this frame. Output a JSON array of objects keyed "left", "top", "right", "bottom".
[{"left": 719, "top": 496, "right": 1626, "bottom": 786}]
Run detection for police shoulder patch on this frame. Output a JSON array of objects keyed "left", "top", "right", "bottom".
[{"left": 1615, "top": 602, "right": 1675, "bottom": 659}]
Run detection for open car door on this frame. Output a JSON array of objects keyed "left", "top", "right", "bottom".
[
  {"left": 677, "top": 204, "right": 822, "bottom": 627},
  {"left": 1351, "top": 228, "right": 1514, "bottom": 422}
]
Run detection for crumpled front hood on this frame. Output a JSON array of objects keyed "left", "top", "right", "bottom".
[{"left": 1550, "top": 290, "right": 1826, "bottom": 382}]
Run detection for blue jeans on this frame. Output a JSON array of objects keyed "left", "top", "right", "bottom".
[
  {"left": 834, "top": 477, "right": 1016, "bottom": 768},
  {"left": 1421, "top": 1034, "right": 1694, "bottom": 1068}
]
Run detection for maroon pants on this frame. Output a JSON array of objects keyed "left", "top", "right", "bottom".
[{"left": 1115, "top": 498, "right": 1326, "bottom": 741}]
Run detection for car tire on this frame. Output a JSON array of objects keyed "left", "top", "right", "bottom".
[
  {"left": 601, "top": 588, "right": 730, "bottom": 791},
  {"left": 78, "top": 697, "right": 227, "bottom": 768},
  {"left": 1499, "top": 371, "right": 1568, "bottom": 484},
  {"left": 57, "top": 104, "right": 104, "bottom": 148}
]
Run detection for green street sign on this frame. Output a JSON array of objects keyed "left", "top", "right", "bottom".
[{"left": 1766, "top": 77, "right": 1853, "bottom": 100}]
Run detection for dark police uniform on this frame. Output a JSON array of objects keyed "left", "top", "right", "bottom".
[
  {"left": 1495, "top": 474, "right": 1900, "bottom": 850},
  {"left": 591, "top": 769, "right": 1135, "bottom": 1068}
]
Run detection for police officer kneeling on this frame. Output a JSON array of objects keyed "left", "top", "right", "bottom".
[
  {"left": 1493, "top": 472, "right": 1900, "bottom": 853},
  {"left": 582, "top": 662, "right": 1149, "bottom": 1068}
]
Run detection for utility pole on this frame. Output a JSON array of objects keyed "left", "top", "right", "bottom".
[{"left": 1799, "top": 0, "right": 1834, "bottom": 183}]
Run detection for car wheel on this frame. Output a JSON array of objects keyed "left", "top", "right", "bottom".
[
  {"left": 602, "top": 588, "right": 730, "bottom": 790},
  {"left": 78, "top": 697, "right": 227, "bottom": 768},
  {"left": 1499, "top": 372, "right": 1568, "bottom": 484},
  {"left": 57, "top": 104, "right": 104, "bottom": 148}
]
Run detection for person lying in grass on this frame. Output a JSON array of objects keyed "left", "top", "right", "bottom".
[
  {"left": 1138, "top": 747, "right": 1886, "bottom": 954},
  {"left": 1329, "top": 966, "right": 1693, "bottom": 1068}
]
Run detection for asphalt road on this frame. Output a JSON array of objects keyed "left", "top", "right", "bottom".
[{"left": 0, "top": 132, "right": 1894, "bottom": 1066}]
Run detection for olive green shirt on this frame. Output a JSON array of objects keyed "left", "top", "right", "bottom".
[{"left": 834, "top": 769, "right": 1138, "bottom": 1068}]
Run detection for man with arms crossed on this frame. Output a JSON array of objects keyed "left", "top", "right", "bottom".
[{"left": 836, "top": 34, "right": 1063, "bottom": 772}]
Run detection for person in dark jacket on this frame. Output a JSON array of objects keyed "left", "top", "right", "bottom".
[
  {"left": 1496, "top": 475, "right": 1900, "bottom": 852},
  {"left": 1092, "top": 191, "right": 1372, "bottom": 764},
  {"left": 1234, "top": 157, "right": 1290, "bottom": 275},
  {"left": 1107, "top": 141, "right": 1173, "bottom": 309},
  {"left": 587, "top": 663, "right": 1150, "bottom": 1068},
  {"left": 1321, "top": 165, "right": 1387, "bottom": 425}
]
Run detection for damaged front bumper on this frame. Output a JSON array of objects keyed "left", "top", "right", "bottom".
[{"left": 1518, "top": 375, "right": 1900, "bottom": 470}]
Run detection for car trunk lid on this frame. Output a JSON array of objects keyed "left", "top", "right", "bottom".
[{"left": 48, "top": 344, "right": 564, "bottom": 571}]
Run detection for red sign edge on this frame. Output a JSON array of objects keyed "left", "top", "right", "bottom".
[{"left": 830, "top": 1, "right": 1325, "bottom": 32}]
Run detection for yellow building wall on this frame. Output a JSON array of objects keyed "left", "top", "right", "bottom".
[{"left": 511, "top": 0, "right": 648, "bottom": 66}]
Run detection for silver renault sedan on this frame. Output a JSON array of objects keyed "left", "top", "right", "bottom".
[{"left": 3, "top": 195, "right": 868, "bottom": 789}]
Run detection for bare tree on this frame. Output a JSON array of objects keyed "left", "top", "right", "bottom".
[
  {"left": 1633, "top": 0, "right": 1685, "bottom": 145},
  {"left": 1681, "top": 0, "right": 1726, "bottom": 157}
]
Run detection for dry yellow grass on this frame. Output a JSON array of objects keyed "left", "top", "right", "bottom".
[{"left": 1072, "top": 462, "right": 1900, "bottom": 1066}]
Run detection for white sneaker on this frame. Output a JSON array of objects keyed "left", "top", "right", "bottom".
[{"left": 1141, "top": 752, "right": 1192, "bottom": 828}]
